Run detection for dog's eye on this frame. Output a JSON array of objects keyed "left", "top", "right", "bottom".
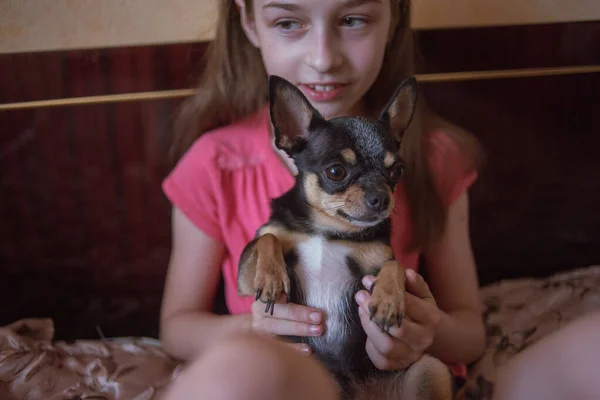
[
  {"left": 325, "top": 165, "right": 347, "bottom": 182},
  {"left": 389, "top": 164, "right": 404, "bottom": 181}
]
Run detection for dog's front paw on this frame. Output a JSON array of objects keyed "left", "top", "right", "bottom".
[
  {"left": 368, "top": 274, "right": 405, "bottom": 333},
  {"left": 254, "top": 259, "right": 290, "bottom": 316}
]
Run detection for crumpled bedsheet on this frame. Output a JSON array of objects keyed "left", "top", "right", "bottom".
[
  {"left": 457, "top": 264, "right": 600, "bottom": 399},
  {"left": 0, "top": 318, "right": 181, "bottom": 400},
  {"left": 2, "top": 265, "right": 600, "bottom": 400}
]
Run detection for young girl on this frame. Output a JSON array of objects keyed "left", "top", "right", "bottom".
[{"left": 160, "top": 0, "right": 486, "bottom": 397}]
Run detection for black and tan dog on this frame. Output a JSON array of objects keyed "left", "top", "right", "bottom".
[{"left": 237, "top": 76, "right": 453, "bottom": 399}]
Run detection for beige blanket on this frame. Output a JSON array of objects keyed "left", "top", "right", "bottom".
[
  {"left": 458, "top": 265, "right": 600, "bottom": 399},
  {"left": 0, "top": 319, "right": 180, "bottom": 400},
  {"left": 1, "top": 265, "right": 599, "bottom": 400}
]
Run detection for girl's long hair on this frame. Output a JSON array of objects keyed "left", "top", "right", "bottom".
[{"left": 169, "top": 0, "right": 483, "bottom": 253}]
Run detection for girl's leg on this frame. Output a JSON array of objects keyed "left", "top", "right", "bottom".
[
  {"left": 163, "top": 332, "right": 339, "bottom": 400},
  {"left": 492, "top": 310, "right": 600, "bottom": 400}
]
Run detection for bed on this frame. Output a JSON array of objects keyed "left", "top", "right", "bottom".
[{"left": 2, "top": 264, "right": 599, "bottom": 399}]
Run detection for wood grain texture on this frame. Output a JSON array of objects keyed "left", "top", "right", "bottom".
[
  {"left": 0, "top": 43, "right": 208, "bottom": 104},
  {"left": 415, "top": 21, "right": 600, "bottom": 73},
  {"left": 0, "top": 100, "right": 177, "bottom": 339}
]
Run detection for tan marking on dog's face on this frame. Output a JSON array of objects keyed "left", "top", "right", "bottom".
[
  {"left": 304, "top": 173, "right": 395, "bottom": 232},
  {"left": 341, "top": 148, "right": 357, "bottom": 164},
  {"left": 304, "top": 174, "right": 363, "bottom": 232},
  {"left": 326, "top": 184, "right": 364, "bottom": 218},
  {"left": 303, "top": 173, "right": 324, "bottom": 212},
  {"left": 385, "top": 186, "right": 395, "bottom": 214},
  {"left": 384, "top": 152, "right": 396, "bottom": 168}
]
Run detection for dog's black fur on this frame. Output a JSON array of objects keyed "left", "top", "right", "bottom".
[{"left": 237, "top": 75, "right": 453, "bottom": 400}]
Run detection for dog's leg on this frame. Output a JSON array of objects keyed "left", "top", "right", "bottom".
[
  {"left": 237, "top": 233, "right": 291, "bottom": 315},
  {"left": 368, "top": 260, "right": 405, "bottom": 332},
  {"left": 351, "top": 355, "right": 454, "bottom": 400},
  {"left": 400, "top": 355, "right": 455, "bottom": 400}
]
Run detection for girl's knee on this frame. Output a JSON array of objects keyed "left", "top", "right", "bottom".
[{"left": 164, "top": 333, "right": 338, "bottom": 400}]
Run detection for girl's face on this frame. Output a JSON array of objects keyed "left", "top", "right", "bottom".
[{"left": 240, "top": 0, "right": 393, "bottom": 120}]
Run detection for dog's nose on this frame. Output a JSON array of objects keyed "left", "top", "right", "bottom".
[{"left": 365, "top": 190, "right": 390, "bottom": 212}]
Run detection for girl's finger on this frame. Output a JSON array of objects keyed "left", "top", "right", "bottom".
[
  {"left": 388, "top": 317, "right": 432, "bottom": 352},
  {"left": 405, "top": 269, "right": 435, "bottom": 303},
  {"left": 282, "top": 341, "right": 313, "bottom": 356},
  {"left": 358, "top": 305, "right": 408, "bottom": 359},
  {"left": 252, "top": 297, "right": 323, "bottom": 324},
  {"left": 355, "top": 290, "right": 405, "bottom": 338},
  {"left": 258, "top": 315, "right": 324, "bottom": 337},
  {"left": 365, "top": 338, "right": 410, "bottom": 371},
  {"left": 403, "top": 292, "right": 438, "bottom": 325}
]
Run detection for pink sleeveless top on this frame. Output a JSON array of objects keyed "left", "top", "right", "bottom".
[{"left": 163, "top": 105, "right": 477, "bottom": 315}]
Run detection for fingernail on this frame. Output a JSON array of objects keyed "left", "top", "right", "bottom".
[
  {"left": 356, "top": 292, "right": 366, "bottom": 304},
  {"left": 301, "top": 344, "right": 312, "bottom": 354},
  {"left": 362, "top": 276, "right": 374, "bottom": 287},
  {"left": 310, "top": 325, "right": 322, "bottom": 335},
  {"left": 406, "top": 269, "right": 416, "bottom": 280},
  {"left": 309, "top": 312, "right": 321, "bottom": 323}
]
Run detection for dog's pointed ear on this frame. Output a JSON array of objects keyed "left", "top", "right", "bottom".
[
  {"left": 269, "top": 75, "right": 324, "bottom": 153},
  {"left": 379, "top": 77, "right": 418, "bottom": 143}
]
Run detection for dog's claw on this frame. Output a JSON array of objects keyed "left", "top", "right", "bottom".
[
  {"left": 264, "top": 301, "right": 272, "bottom": 315},
  {"left": 262, "top": 301, "right": 275, "bottom": 315},
  {"left": 255, "top": 289, "right": 262, "bottom": 301}
]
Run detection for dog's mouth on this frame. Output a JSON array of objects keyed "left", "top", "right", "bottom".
[{"left": 337, "top": 210, "right": 388, "bottom": 227}]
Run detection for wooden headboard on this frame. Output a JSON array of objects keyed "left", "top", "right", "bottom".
[{"left": 1, "top": 5, "right": 598, "bottom": 340}]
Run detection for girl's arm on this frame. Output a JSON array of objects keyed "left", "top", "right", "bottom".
[
  {"left": 160, "top": 207, "right": 325, "bottom": 361},
  {"left": 159, "top": 207, "right": 252, "bottom": 360},
  {"left": 423, "top": 191, "right": 486, "bottom": 364}
]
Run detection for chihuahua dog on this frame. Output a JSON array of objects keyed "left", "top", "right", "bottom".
[{"left": 237, "top": 76, "right": 453, "bottom": 400}]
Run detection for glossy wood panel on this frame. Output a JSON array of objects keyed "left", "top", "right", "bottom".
[
  {"left": 0, "top": 42, "right": 208, "bottom": 104},
  {"left": 422, "top": 72, "right": 600, "bottom": 285},
  {"left": 0, "top": 99, "right": 178, "bottom": 339},
  {"left": 415, "top": 21, "right": 600, "bottom": 73}
]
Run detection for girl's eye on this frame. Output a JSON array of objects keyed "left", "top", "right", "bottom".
[
  {"left": 389, "top": 164, "right": 404, "bottom": 181},
  {"left": 325, "top": 164, "right": 347, "bottom": 182},
  {"left": 341, "top": 16, "right": 366, "bottom": 28},
  {"left": 276, "top": 20, "right": 301, "bottom": 31}
]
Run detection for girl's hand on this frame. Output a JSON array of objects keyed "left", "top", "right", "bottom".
[
  {"left": 250, "top": 293, "right": 324, "bottom": 355},
  {"left": 355, "top": 269, "right": 441, "bottom": 370}
]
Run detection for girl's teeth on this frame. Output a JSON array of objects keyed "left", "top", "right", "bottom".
[{"left": 310, "top": 85, "right": 336, "bottom": 92}]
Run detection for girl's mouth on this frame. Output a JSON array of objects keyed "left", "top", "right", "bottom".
[{"left": 299, "top": 83, "right": 348, "bottom": 102}]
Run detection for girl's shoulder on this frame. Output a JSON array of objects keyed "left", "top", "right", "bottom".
[
  {"left": 182, "top": 106, "right": 272, "bottom": 171},
  {"left": 162, "top": 106, "right": 274, "bottom": 242},
  {"left": 425, "top": 128, "right": 480, "bottom": 205}
]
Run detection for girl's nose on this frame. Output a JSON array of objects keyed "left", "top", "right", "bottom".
[{"left": 305, "top": 29, "right": 343, "bottom": 73}]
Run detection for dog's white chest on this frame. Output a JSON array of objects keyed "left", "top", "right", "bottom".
[
  {"left": 296, "top": 236, "right": 353, "bottom": 275},
  {"left": 295, "top": 236, "right": 357, "bottom": 353}
]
